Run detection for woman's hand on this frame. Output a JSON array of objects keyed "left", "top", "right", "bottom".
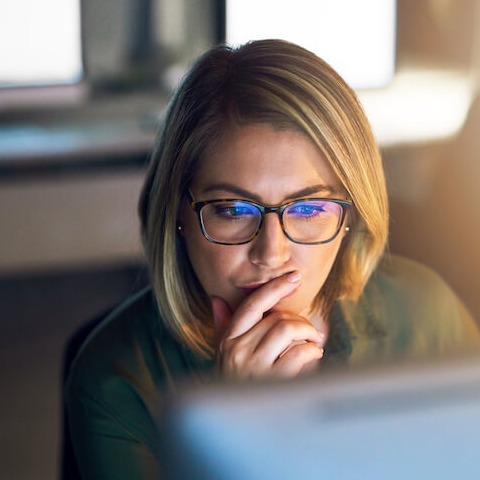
[{"left": 211, "top": 273, "right": 325, "bottom": 379}]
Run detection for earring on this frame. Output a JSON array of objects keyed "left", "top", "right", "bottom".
[
  {"left": 177, "top": 225, "right": 183, "bottom": 232},
  {"left": 345, "top": 226, "right": 350, "bottom": 232}
]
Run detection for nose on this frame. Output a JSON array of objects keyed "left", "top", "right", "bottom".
[{"left": 248, "top": 213, "right": 291, "bottom": 268}]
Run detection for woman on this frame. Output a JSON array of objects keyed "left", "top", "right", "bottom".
[{"left": 65, "top": 39, "right": 479, "bottom": 478}]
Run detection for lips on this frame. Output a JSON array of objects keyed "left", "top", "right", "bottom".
[{"left": 238, "top": 273, "right": 289, "bottom": 294}]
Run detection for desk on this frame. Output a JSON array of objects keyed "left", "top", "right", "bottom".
[{"left": 0, "top": 92, "right": 166, "bottom": 177}]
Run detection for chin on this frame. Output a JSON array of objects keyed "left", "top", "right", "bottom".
[{"left": 270, "top": 296, "right": 309, "bottom": 315}]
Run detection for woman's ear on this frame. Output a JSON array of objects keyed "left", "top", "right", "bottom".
[{"left": 177, "top": 196, "right": 188, "bottom": 236}]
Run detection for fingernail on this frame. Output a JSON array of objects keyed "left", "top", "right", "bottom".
[{"left": 287, "top": 271, "right": 302, "bottom": 283}]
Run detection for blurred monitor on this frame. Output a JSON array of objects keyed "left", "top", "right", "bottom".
[
  {"left": 218, "top": 0, "right": 397, "bottom": 90},
  {"left": 160, "top": 355, "right": 480, "bottom": 479},
  {"left": 0, "top": 0, "right": 86, "bottom": 111}
]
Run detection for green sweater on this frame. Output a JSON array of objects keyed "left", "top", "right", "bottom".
[{"left": 65, "top": 255, "right": 480, "bottom": 479}]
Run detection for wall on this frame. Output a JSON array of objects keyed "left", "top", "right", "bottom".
[
  {"left": 386, "top": 96, "right": 480, "bottom": 319},
  {"left": 385, "top": 0, "right": 480, "bottom": 318},
  {"left": 0, "top": 171, "right": 145, "bottom": 273}
]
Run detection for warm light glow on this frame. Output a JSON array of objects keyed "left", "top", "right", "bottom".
[
  {"left": 0, "top": 0, "right": 83, "bottom": 86},
  {"left": 358, "top": 68, "right": 474, "bottom": 147},
  {"left": 226, "top": 0, "right": 396, "bottom": 90}
]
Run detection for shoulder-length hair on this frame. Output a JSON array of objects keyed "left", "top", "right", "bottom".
[{"left": 138, "top": 39, "right": 389, "bottom": 358}]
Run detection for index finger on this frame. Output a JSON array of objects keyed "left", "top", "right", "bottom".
[{"left": 226, "top": 271, "right": 301, "bottom": 339}]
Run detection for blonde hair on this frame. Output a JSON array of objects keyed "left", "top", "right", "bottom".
[{"left": 138, "top": 39, "right": 389, "bottom": 358}]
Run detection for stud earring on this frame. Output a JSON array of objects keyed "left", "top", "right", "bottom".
[
  {"left": 177, "top": 225, "right": 183, "bottom": 232},
  {"left": 345, "top": 226, "right": 350, "bottom": 232}
]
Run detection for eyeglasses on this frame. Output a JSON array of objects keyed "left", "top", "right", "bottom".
[{"left": 189, "top": 192, "right": 351, "bottom": 245}]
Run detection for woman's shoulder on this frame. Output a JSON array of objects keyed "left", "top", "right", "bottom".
[
  {"left": 345, "top": 254, "right": 480, "bottom": 363},
  {"left": 68, "top": 287, "right": 163, "bottom": 375},
  {"left": 65, "top": 286, "right": 205, "bottom": 405},
  {"left": 374, "top": 254, "right": 453, "bottom": 294},
  {"left": 64, "top": 286, "right": 216, "bottom": 452},
  {"left": 367, "top": 254, "right": 469, "bottom": 315}
]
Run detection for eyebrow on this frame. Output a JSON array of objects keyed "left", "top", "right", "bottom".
[{"left": 200, "top": 183, "right": 338, "bottom": 203}]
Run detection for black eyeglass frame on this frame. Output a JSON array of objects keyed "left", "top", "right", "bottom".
[{"left": 189, "top": 192, "right": 352, "bottom": 246}]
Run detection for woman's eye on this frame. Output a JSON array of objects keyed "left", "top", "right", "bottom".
[
  {"left": 215, "top": 203, "right": 255, "bottom": 218},
  {"left": 289, "top": 203, "right": 325, "bottom": 217}
]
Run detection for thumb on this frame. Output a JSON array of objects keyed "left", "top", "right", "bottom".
[{"left": 210, "top": 296, "right": 233, "bottom": 342}]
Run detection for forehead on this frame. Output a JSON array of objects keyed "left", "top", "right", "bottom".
[{"left": 192, "top": 124, "right": 343, "bottom": 202}]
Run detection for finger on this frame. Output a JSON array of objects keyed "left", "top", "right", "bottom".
[
  {"left": 300, "top": 356, "right": 323, "bottom": 375},
  {"left": 211, "top": 296, "right": 233, "bottom": 342},
  {"left": 253, "top": 315, "right": 324, "bottom": 366},
  {"left": 227, "top": 271, "right": 302, "bottom": 339},
  {"left": 218, "top": 314, "right": 322, "bottom": 376},
  {"left": 272, "top": 343, "right": 324, "bottom": 378}
]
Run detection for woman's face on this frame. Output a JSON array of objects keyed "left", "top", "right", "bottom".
[{"left": 182, "top": 124, "right": 348, "bottom": 321}]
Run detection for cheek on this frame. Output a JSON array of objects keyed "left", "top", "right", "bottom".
[
  {"left": 191, "top": 246, "right": 228, "bottom": 287},
  {"left": 183, "top": 229, "right": 245, "bottom": 297},
  {"left": 295, "top": 239, "right": 343, "bottom": 297},
  {"left": 184, "top": 235, "right": 216, "bottom": 288}
]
